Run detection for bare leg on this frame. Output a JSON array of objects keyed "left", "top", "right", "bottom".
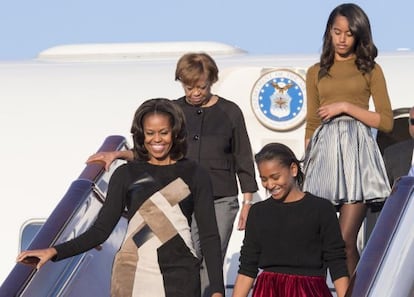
[{"left": 338, "top": 202, "right": 367, "bottom": 276}]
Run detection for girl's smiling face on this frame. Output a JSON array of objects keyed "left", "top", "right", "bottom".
[{"left": 258, "top": 159, "right": 298, "bottom": 202}]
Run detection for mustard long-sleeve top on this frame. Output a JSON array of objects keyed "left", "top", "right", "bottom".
[{"left": 305, "top": 58, "right": 394, "bottom": 140}]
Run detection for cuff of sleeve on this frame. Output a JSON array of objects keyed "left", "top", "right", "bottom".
[{"left": 242, "top": 200, "right": 254, "bottom": 205}]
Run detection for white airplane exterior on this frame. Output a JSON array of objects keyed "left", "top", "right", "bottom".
[{"left": 0, "top": 41, "right": 412, "bottom": 296}]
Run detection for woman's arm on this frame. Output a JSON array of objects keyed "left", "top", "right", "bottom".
[
  {"left": 17, "top": 247, "right": 57, "bottom": 270},
  {"left": 232, "top": 274, "right": 254, "bottom": 297},
  {"left": 237, "top": 192, "right": 253, "bottom": 231},
  {"left": 234, "top": 205, "right": 260, "bottom": 297},
  {"left": 193, "top": 166, "right": 225, "bottom": 295},
  {"left": 320, "top": 200, "right": 350, "bottom": 296},
  {"left": 86, "top": 150, "right": 134, "bottom": 171},
  {"left": 317, "top": 64, "right": 393, "bottom": 132},
  {"left": 333, "top": 276, "right": 350, "bottom": 297},
  {"left": 317, "top": 101, "right": 382, "bottom": 128},
  {"left": 231, "top": 105, "right": 259, "bottom": 195},
  {"left": 305, "top": 64, "right": 322, "bottom": 141}
]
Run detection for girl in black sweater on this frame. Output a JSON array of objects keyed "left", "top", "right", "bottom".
[{"left": 232, "top": 143, "right": 349, "bottom": 297}]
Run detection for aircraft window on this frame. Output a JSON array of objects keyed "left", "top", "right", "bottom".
[
  {"left": 19, "top": 219, "right": 45, "bottom": 252},
  {"left": 94, "top": 158, "right": 126, "bottom": 198}
]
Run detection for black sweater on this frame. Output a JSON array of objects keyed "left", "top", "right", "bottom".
[{"left": 238, "top": 192, "right": 349, "bottom": 281}]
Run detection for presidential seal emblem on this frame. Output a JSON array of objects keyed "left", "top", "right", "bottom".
[{"left": 251, "top": 69, "right": 306, "bottom": 131}]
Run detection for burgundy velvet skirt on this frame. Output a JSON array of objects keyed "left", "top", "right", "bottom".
[{"left": 252, "top": 271, "right": 333, "bottom": 297}]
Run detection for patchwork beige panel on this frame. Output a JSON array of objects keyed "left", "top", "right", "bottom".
[{"left": 110, "top": 177, "right": 191, "bottom": 296}]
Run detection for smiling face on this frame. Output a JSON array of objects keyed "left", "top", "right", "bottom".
[
  {"left": 330, "top": 15, "right": 356, "bottom": 60},
  {"left": 258, "top": 159, "right": 298, "bottom": 202},
  {"left": 143, "top": 113, "right": 174, "bottom": 165}
]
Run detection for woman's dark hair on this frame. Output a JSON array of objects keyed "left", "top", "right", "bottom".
[
  {"left": 255, "top": 142, "right": 304, "bottom": 187},
  {"left": 319, "top": 3, "right": 377, "bottom": 79},
  {"left": 175, "top": 52, "right": 219, "bottom": 86},
  {"left": 130, "top": 98, "right": 187, "bottom": 161}
]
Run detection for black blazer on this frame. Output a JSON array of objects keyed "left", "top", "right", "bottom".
[
  {"left": 175, "top": 96, "right": 258, "bottom": 198},
  {"left": 383, "top": 139, "right": 414, "bottom": 187}
]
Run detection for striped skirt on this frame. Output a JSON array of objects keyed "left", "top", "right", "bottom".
[
  {"left": 252, "top": 271, "right": 333, "bottom": 297},
  {"left": 303, "top": 115, "right": 390, "bottom": 205}
]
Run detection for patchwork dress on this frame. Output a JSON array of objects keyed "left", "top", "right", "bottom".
[{"left": 53, "top": 159, "right": 224, "bottom": 297}]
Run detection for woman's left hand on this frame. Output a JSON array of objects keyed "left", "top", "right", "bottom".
[
  {"left": 16, "top": 247, "right": 57, "bottom": 270},
  {"left": 317, "top": 102, "right": 347, "bottom": 122},
  {"left": 237, "top": 204, "right": 251, "bottom": 230}
]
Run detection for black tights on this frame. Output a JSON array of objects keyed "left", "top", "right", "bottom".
[{"left": 338, "top": 202, "right": 367, "bottom": 276}]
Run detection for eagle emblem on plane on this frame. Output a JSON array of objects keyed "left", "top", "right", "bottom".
[{"left": 251, "top": 69, "right": 306, "bottom": 131}]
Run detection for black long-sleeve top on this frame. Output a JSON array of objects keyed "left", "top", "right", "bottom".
[
  {"left": 238, "top": 192, "right": 348, "bottom": 282},
  {"left": 176, "top": 96, "right": 258, "bottom": 198},
  {"left": 53, "top": 158, "right": 225, "bottom": 294}
]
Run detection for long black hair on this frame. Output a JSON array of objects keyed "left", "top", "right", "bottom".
[
  {"left": 319, "top": 3, "right": 377, "bottom": 80},
  {"left": 130, "top": 98, "right": 187, "bottom": 161}
]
